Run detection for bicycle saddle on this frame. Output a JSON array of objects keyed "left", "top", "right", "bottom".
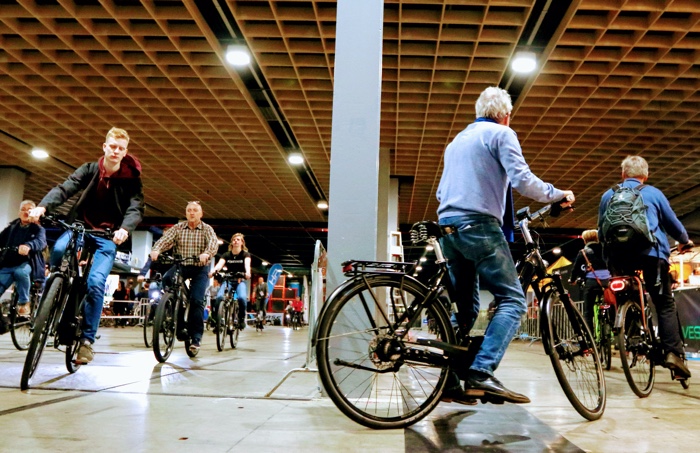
[{"left": 410, "top": 221, "right": 442, "bottom": 244}]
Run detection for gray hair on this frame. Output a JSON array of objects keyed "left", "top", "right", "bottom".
[
  {"left": 19, "top": 200, "right": 35, "bottom": 209},
  {"left": 475, "top": 87, "right": 512, "bottom": 121},
  {"left": 621, "top": 155, "right": 649, "bottom": 179}
]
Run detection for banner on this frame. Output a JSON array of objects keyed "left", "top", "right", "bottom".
[
  {"left": 675, "top": 287, "right": 700, "bottom": 352},
  {"left": 267, "top": 263, "right": 283, "bottom": 296}
]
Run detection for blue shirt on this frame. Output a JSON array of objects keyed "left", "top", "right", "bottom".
[
  {"left": 437, "top": 120, "right": 565, "bottom": 223},
  {"left": 598, "top": 178, "right": 689, "bottom": 262}
]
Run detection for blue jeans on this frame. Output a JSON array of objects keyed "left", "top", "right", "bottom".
[
  {"left": 163, "top": 265, "right": 209, "bottom": 344},
  {"left": 439, "top": 215, "right": 527, "bottom": 376},
  {"left": 0, "top": 262, "right": 32, "bottom": 304},
  {"left": 51, "top": 232, "right": 117, "bottom": 343}
]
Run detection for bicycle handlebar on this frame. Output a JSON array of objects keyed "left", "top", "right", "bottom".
[
  {"left": 217, "top": 271, "right": 246, "bottom": 280},
  {"left": 43, "top": 215, "right": 113, "bottom": 238}
]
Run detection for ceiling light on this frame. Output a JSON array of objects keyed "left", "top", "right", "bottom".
[
  {"left": 31, "top": 148, "right": 49, "bottom": 159},
  {"left": 511, "top": 51, "right": 537, "bottom": 73},
  {"left": 262, "top": 261, "right": 269, "bottom": 266},
  {"left": 288, "top": 152, "right": 304, "bottom": 165},
  {"left": 225, "top": 44, "right": 251, "bottom": 67},
  {"left": 552, "top": 247, "right": 562, "bottom": 255},
  {"left": 317, "top": 200, "right": 328, "bottom": 210}
]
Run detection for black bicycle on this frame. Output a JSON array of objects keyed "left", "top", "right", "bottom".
[
  {"left": 611, "top": 270, "right": 690, "bottom": 397},
  {"left": 592, "top": 288, "right": 615, "bottom": 371},
  {"left": 0, "top": 246, "right": 43, "bottom": 351},
  {"left": 214, "top": 272, "right": 244, "bottom": 351},
  {"left": 314, "top": 200, "right": 605, "bottom": 429},
  {"left": 142, "top": 278, "right": 162, "bottom": 348},
  {"left": 20, "top": 217, "right": 112, "bottom": 390},
  {"left": 516, "top": 202, "right": 606, "bottom": 421},
  {"left": 151, "top": 254, "right": 199, "bottom": 361}
]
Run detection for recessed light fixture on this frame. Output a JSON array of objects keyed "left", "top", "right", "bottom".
[
  {"left": 317, "top": 200, "right": 329, "bottom": 210},
  {"left": 552, "top": 246, "right": 562, "bottom": 255},
  {"left": 225, "top": 44, "right": 251, "bottom": 66},
  {"left": 288, "top": 152, "right": 304, "bottom": 165},
  {"left": 31, "top": 148, "right": 49, "bottom": 159},
  {"left": 511, "top": 51, "right": 537, "bottom": 73},
  {"left": 262, "top": 261, "right": 269, "bottom": 266}
]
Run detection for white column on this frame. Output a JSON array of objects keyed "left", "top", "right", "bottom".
[
  {"left": 131, "top": 230, "right": 153, "bottom": 269},
  {"left": 326, "top": 0, "right": 384, "bottom": 290},
  {"left": 0, "top": 168, "right": 27, "bottom": 229}
]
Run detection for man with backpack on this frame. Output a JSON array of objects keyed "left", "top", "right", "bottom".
[{"left": 598, "top": 155, "right": 694, "bottom": 378}]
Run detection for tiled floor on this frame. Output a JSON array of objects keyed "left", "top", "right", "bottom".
[{"left": 0, "top": 323, "right": 698, "bottom": 452}]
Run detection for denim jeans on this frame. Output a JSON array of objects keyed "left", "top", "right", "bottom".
[
  {"left": 439, "top": 215, "right": 527, "bottom": 376},
  {"left": 214, "top": 280, "right": 247, "bottom": 323},
  {"left": 0, "top": 262, "right": 32, "bottom": 303},
  {"left": 51, "top": 231, "right": 117, "bottom": 343},
  {"left": 163, "top": 264, "right": 209, "bottom": 344}
]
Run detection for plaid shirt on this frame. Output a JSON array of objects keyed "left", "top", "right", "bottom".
[{"left": 151, "top": 221, "right": 219, "bottom": 266}]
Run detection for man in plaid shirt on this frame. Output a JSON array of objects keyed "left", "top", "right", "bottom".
[{"left": 150, "top": 201, "right": 219, "bottom": 354}]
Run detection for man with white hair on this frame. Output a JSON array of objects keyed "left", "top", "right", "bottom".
[
  {"left": 437, "top": 86, "right": 574, "bottom": 405},
  {"left": 0, "top": 200, "right": 47, "bottom": 333},
  {"left": 599, "top": 155, "right": 694, "bottom": 378}
]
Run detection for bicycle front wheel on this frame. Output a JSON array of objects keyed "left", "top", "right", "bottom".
[
  {"left": 617, "top": 300, "right": 655, "bottom": 397},
  {"left": 316, "top": 275, "right": 454, "bottom": 429},
  {"left": 542, "top": 289, "right": 606, "bottom": 421},
  {"left": 152, "top": 292, "right": 176, "bottom": 362},
  {"left": 21, "top": 277, "right": 63, "bottom": 390},
  {"left": 143, "top": 304, "right": 154, "bottom": 348},
  {"left": 216, "top": 301, "right": 228, "bottom": 352},
  {"left": 229, "top": 302, "right": 239, "bottom": 349},
  {"left": 10, "top": 292, "right": 36, "bottom": 351}
]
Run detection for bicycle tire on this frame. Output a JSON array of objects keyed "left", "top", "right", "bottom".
[
  {"left": 316, "top": 274, "right": 454, "bottom": 429},
  {"left": 601, "top": 323, "right": 612, "bottom": 371},
  {"left": 143, "top": 304, "right": 154, "bottom": 348},
  {"left": 617, "top": 300, "right": 655, "bottom": 397},
  {"left": 229, "top": 301, "right": 239, "bottom": 349},
  {"left": 10, "top": 292, "right": 34, "bottom": 351},
  {"left": 216, "top": 301, "right": 228, "bottom": 352},
  {"left": 21, "top": 277, "right": 63, "bottom": 390},
  {"left": 152, "top": 292, "right": 176, "bottom": 363},
  {"left": 65, "top": 335, "right": 82, "bottom": 373},
  {"left": 542, "top": 289, "right": 606, "bottom": 421}
]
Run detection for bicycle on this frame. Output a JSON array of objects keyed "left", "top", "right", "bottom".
[
  {"left": 291, "top": 310, "right": 302, "bottom": 330},
  {"left": 515, "top": 202, "right": 606, "bottom": 421},
  {"left": 313, "top": 200, "right": 604, "bottom": 429},
  {"left": 575, "top": 280, "right": 615, "bottom": 371},
  {"left": 20, "top": 217, "right": 112, "bottom": 390},
  {"left": 611, "top": 267, "right": 690, "bottom": 397},
  {"left": 254, "top": 309, "right": 265, "bottom": 333},
  {"left": 214, "top": 272, "right": 244, "bottom": 351},
  {"left": 142, "top": 279, "right": 162, "bottom": 348},
  {"left": 0, "top": 246, "right": 43, "bottom": 351},
  {"left": 151, "top": 254, "right": 199, "bottom": 362}
]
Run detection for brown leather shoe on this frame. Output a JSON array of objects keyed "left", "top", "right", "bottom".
[
  {"left": 464, "top": 371, "right": 530, "bottom": 404},
  {"left": 440, "top": 386, "right": 477, "bottom": 406}
]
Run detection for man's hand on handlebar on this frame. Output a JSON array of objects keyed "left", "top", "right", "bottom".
[
  {"left": 113, "top": 228, "right": 129, "bottom": 245},
  {"left": 199, "top": 253, "right": 209, "bottom": 265},
  {"left": 150, "top": 250, "right": 160, "bottom": 262},
  {"left": 679, "top": 240, "right": 695, "bottom": 253},
  {"left": 28, "top": 206, "right": 46, "bottom": 223},
  {"left": 560, "top": 191, "right": 575, "bottom": 208}
]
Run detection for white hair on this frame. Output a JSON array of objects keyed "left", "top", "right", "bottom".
[{"left": 475, "top": 86, "right": 512, "bottom": 121}]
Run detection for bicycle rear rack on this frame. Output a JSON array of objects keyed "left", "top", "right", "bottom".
[{"left": 342, "top": 260, "right": 415, "bottom": 276}]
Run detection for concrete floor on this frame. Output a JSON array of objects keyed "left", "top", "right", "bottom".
[{"left": 0, "top": 323, "right": 698, "bottom": 452}]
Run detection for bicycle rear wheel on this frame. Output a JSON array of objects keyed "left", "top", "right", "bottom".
[
  {"left": 21, "top": 277, "right": 63, "bottom": 390},
  {"left": 315, "top": 274, "right": 454, "bottom": 429},
  {"left": 65, "top": 335, "right": 82, "bottom": 373},
  {"left": 216, "top": 301, "right": 228, "bottom": 351},
  {"left": 229, "top": 302, "right": 239, "bottom": 349},
  {"left": 617, "top": 300, "right": 655, "bottom": 397},
  {"left": 153, "top": 292, "right": 176, "bottom": 362},
  {"left": 10, "top": 292, "right": 37, "bottom": 351},
  {"left": 600, "top": 322, "right": 612, "bottom": 371},
  {"left": 542, "top": 289, "right": 606, "bottom": 421}
]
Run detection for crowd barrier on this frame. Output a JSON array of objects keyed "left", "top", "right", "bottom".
[{"left": 101, "top": 298, "right": 149, "bottom": 326}]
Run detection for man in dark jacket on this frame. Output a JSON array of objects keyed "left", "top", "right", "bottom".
[
  {"left": 30, "top": 127, "right": 144, "bottom": 364},
  {"left": 0, "top": 200, "right": 47, "bottom": 333}
]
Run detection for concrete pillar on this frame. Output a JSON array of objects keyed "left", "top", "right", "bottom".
[
  {"left": 326, "top": 0, "right": 384, "bottom": 290},
  {"left": 377, "top": 147, "right": 390, "bottom": 261},
  {"left": 131, "top": 230, "right": 153, "bottom": 270},
  {"left": 0, "top": 167, "right": 27, "bottom": 229}
]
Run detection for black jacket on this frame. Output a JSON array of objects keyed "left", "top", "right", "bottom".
[
  {"left": 0, "top": 219, "right": 47, "bottom": 281},
  {"left": 39, "top": 156, "right": 144, "bottom": 250}
]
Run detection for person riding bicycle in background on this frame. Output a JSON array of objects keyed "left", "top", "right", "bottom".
[
  {"left": 29, "top": 127, "right": 144, "bottom": 364},
  {"left": 209, "top": 233, "right": 251, "bottom": 330},
  {"left": 569, "top": 229, "right": 610, "bottom": 331},
  {"left": 253, "top": 276, "right": 268, "bottom": 324},
  {"left": 0, "top": 200, "right": 47, "bottom": 334},
  {"left": 150, "top": 201, "right": 219, "bottom": 355},
  {"left": 598, "top": 155, "right": 694, "bottom": 379},
  {"left": 436, "top": 86, "right": 574, "bottom": 405}
]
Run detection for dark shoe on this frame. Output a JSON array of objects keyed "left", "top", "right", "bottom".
[
  {"left": 176, "top": 329, "right": 188, "bottom": 341},
  {"left": 665, "top": 352, "right": 691, "bottom": 379},
  {"left": 189, "top": 343, "right": 200, "bottom": 354},
  {"left": 440, "top": 386, "right": 477, "bottom": 406},
  {"left": 464, "top": 371, "right": 530, "bottom": 404}
]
